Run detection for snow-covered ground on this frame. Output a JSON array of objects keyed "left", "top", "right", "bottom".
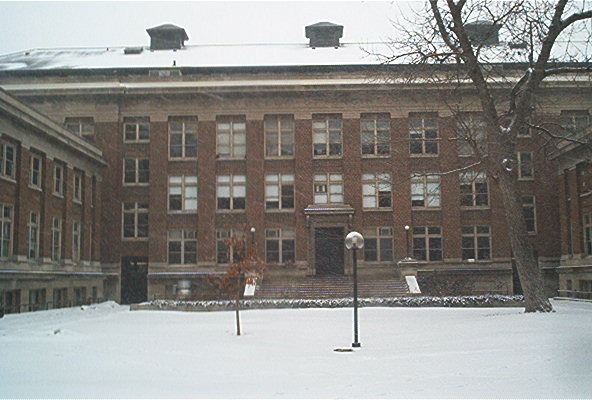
[{"left": 1, "top": 300, "right": 591, "bottom": 398}]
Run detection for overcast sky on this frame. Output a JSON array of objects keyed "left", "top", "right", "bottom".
[{"left": 0, "top": 1, "right": 421, "bottom": 55}]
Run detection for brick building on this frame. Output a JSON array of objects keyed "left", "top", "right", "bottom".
[{"left": 0, "top": 22, "right": 587, "bottom": 307}]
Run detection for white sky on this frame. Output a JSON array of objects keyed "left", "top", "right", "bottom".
[{"left": 0, "top": 1, "right": 421, "bottom": 55}]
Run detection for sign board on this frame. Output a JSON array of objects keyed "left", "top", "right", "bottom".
[
  {"left": 243, "top": 277, "right": 257, "bottom": 297},
  {"left": 405, "top": 275, "right": 421, "bottom": 294}
]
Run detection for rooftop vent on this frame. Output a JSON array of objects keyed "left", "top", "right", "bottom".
[
  {"left": 146, "top": 24, "right": 189, "bottom": 51},
  {"left": 305, "top": 22, "right": 343, "bottom": 49},
  {"left": 465, "top": 21, "right": 501, "bottom": 46},
  {"left": 124, "top": 47, "right": 144, "bottom": 55}
]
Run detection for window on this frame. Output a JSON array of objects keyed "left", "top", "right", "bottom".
[
  {"left": 123, "top": 158, "right": 150, "bottom": 185},
  {"left": 168, "top": 176, "right": 198, "bottom": 212},
  {"left": 168, "top": 230, "right": 197, "bottom": 265},
  {"left": 30, "top": 154, "right": 42, "bottom": 188},
  {"left": 457, "top": 113, "right": 486, "bottom": 156},
  {"left": 217, "top": 117, "right": 246, "bottom": 158},
  {"left": 460, "top": 171, "right": 489, "bottom": 207},
  {"left": 72, "top": 220, "right": 81, "bottom": 263},
  {"left": 518, "top": 152, "right": 534, "bottom": 180},
  {"left": 560, "top": 110, "right": 590, "bottom": 135},
  {"left": 412, "top": 226, "right": 443, "bottom": 261},
  {"left": 314, "top": 173, "right": 343, "bottom": 204},
  {"left": 0, "top": 142, "right": 15, "bottom": 179},
  {"left": 265, "top": 228, "right": 295, "bottom": 264},
  {"left": 122, "top": 202, "right": 149, "bottom": 239},
  {"left": 169, "top": 117, "right": 197, "bottom": 159},
  {"left": 409, "top": 114, "right": 438, "bottom": 155},
  {"left": 54, "top": 164, "right": 64, "bottom": 196},
  {"left": 123, "top": 117, "right": 150, "bottom": 142},
  {"left": 216, "top": 229, "right": 242, "bottom": 264},
  {"left": 0, "top": 204, "right": 13, "bottom": 258},
  {"left": 265, "top": 174, "right": 295, "bottom": 210},
  {"left": 27, "top": 212, "right": 39, "bottom": 259},
  {"left": 64, "top": 117, "right": 94, "bottom": 137},
  {"left": 461, "top": 225, "right": 491, "bottom": 261},
  {"left": 217, "top": 175, "right": 246, "bottom": 210},
  {"left": 265, "top": 115, "right": 294, "bottom": 157},
  {"left": 522, "top": 195, "right": 536, "bottom": 234},
  {"left": 73, "top": 171, "right": 82, "bottom": 203},
  {"left": 362, "top": 173, "right": 392, "bottom": 209},
  {"left": 313, "top": 115, "right": 342, "bottom": 157},
  {"left": 363, "top": 227, "right": 393, "bottom": 262},
  {"left": 411, "top": 174, "right": 441, "bottom": 208},
  {"left": 584, "top": 214, "right": 592, "bottom": 256},
  {"left": 51, "top": 217, "right": 62, "bottom": 262},
  {"left": 361, "top": 115, "right": 390, "bottom": 156}
]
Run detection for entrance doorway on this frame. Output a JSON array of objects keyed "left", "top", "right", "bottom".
[
  {"left": 315, "top": 227, "right": 345, "bottom": 275},
  {"left": 121, "top": 257, "right": 148, "bottom": 304}
]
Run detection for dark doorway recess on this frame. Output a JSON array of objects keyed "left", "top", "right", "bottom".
[
  {"left": 121, "top": 257, "right": 148, "bottom": 304},
  {"left": 315, "top": 227, "right": 345, "bottom": 275}
]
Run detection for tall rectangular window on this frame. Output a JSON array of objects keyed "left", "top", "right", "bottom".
[
  {"left": 168, "top": 176, "right": 198, "bottom": 212},
  {"left": 265, "top": 228, "right": 295, "bottom": 264},
  {"left": 560, "top": 110, "right": 590, "bottom": 134},
  {"left": 361, "top": 115, "right": 390, "bottom": 156},
  {"left": 412, "top": 226, "right": 443, "bottom": 261},
  {"left": 169, "top": 117, "right": 197, "bottom": 159},
  {"left": 122, "top": 202, "right": 149, "bottom": 239},
  {"left": 460, "top": 171, "right": 489, "bottom": 207},
  {"left": 72, "top": 220, "right": 81, "bottom": 263},
  {"left": 409, "top": 113, "right": 438, "bottom": 155},
  {"left": 168, "top": 230, "right": 197, "bottom": 265},
  {"left": 585, "top": 214, "right": 592, "bottom": 256},
  {"left": 30, "top": 154, "right": 42, "bottom": 188},
  {"left": 461, "top": 225, "right": 491, "bottom": 261},
  {"left": 363, "top": 227, "right": 393, "bottom": 262},
  {"left": 0, "top": 142, "right": 15, "bottom": 179},
  {"left": 123, "top": 117, "right": 150, "bottom": 143},
  {"left": 64, "top": 117, "right": 94, "bottom": 137},
  {"left": 457, "top": 113, "right": 486, "bottom": 156},
  {"left": 27, "top": 212, "right": 39, "bottom": 259},
  {"left": 313, "top": 115, "right": 342, "bottom": 157},
  {"left": 123, "top": 158, "right": 150, "bottom": 185},
  {"left": 73, "top": 171, "right": 82, "bottom": 203},
  {"left": 216, "top": 229, "right": 242, "bottom": 264},
  {"left": 314, "top": 173, "right": 343, "bottom": 204},
  {"left": 217, "top": 175, "right": 246, "bottom": 210},
  {"left": 0, "top": 204, "right": 13, "bottom": 258},
  {"left": 217, "top": 117, "right": 246, "bottom": 158},
  {"left": 51, "top": 217, "right": 62, "bottom": 262},
  {"left": 362, "top": 173, "right": 392, "bottom": 209},
  {"left": 522, "top": 195, "right": 537, "bottom": 234},
  {"left": 265, "top": 115, "right": 294, "bottom": 157},
  {"left": 54, "top": 164, "right": 64, "bottom": 196},
  {"left": 411, "top": 174, "right": 441, "bottom": 208},
  {"left": 518, "top": 152, "right": 534, "bottom": 180},
  {"left": 265, "top": 174, "right": 295, "bottom": 210}
]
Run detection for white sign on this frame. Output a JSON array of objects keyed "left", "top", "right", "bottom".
[
  {"left": 405, "top": 275, "right": 421, "bottom": 294},
  {"left": 243, "top": 277, "right": 257, "bottom": 297}
]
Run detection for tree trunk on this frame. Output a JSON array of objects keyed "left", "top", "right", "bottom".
[{"left": 496, "top": 170, "right": 553, "bottom": 312}]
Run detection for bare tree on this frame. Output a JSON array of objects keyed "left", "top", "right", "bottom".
[{"left": 377, "top": 1, "right": 592, "bottom": 312}]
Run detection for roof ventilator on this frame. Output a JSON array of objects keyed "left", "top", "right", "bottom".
[
  {"left": 146, "top": 24, "right": 189, "bottom": 51},
  {"left": 465, "top": 21, "right": 501, "bottom": 46},
  {"left": 305, "top": 22, "right": 343, "bottom": 49}
]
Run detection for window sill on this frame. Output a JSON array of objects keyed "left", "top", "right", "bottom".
[
  {"left": 73, "top": 199, "right": 82, "bottom": 205},
  {"left": 362, "top": 208, "right": 393, "bottom": 212},
  {"left": 123, "top": 183, "right": 150, "bottom": 187},
  {"left": 216, "top": 156, "right": 246, "bottom": 161},
  {"left": 28, "top": 185, "right": 43, "bottom": 192},
  {"left": 409, "top": 154, "right": 439, "bottom": 158},
  {"left": 361, "top": 154, "right": 391, "bottom": 159},
  {"left": 518, "top": 178, "right": 535, "bottom": 182},
  {"left": 265, "top": 209, "right": 295, "bottom": 213},
  {"left": 0, "top": 175, "right": 16, "bottom": 184},
  {"left": 168, "top": 210, "right": 198, "bottom": 215},
  {"left": 265, "top": 156, "right": 295, "bottom": 161},
  {"left": 168, "top": 157, "right": 198, "bottom": 162},
  {"left": 313, "top": 156, "right": 343, "bottom": 160},
  {"left": 216, "top": 209, "right": 246, "bottom": 213},
  {"left": 412, "top": 207, "right": 442, "bottom": 211},
  {"left": 53, "top": 192, "right": 64, "bottom": 199},
  {"left": 460, "top": 206, "right": 490, "bottom": 210},
  {"left": 123, "top": 140, "right": 150, "bottom": 145},
  {"left": 122, "top": 237, "right": 149, "bottom": 241}
]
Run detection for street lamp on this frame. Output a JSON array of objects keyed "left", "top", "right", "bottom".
[
  {"left": 345, "top": 231, "right": 364, "bottom": 348},
  {"left": 404, "top": 225, "right": 411, "bottom": 260},
  {"left": 250, "top": 227, "right": 256, "bottom": 249}
]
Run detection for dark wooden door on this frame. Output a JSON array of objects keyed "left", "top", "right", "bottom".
[
  {"left": 315, "top": 227, "right": 345, "bottom": 275},
  {"left": 121, "top": 257, "right": 148, "bottom": 304}
]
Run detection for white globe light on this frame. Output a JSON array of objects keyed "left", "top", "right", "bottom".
[{"left": 345, "top": 231, "right": 364, "bottom": 249}]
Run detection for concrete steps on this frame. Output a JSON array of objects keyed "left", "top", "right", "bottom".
[{"left": 255, "top": 274, "right": 410, "bottom": 299}]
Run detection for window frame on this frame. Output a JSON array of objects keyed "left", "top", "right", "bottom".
[
  {"left": 411, "top": 174, "right": 441, "bottom": 209},
  {"left": 362, "top": 173, "right": 392, "bottom": 209},
  {"left": 51, "top": 216, "right": 62, "bottom": 262},
  {"left": 168, "top": 117, "right": 198, "bottom": 160},
  {"left": 363, "top": 227, "right": 394, "bottom": 262},
  {"left": 168, "top": 175, "right": 198, "bottom": 213},
  {"left": 584, "top": 213, "right": 592, "bottom": 256},
  {"left": 123, "top": 158, "right": 150, "bottom": 186},
  {"left": 264, "top": 115, "right": 295, "bottom": 158},
  {"left": 122, "top": 202, "right": 149, "bottom": 239},
  {"left": 361, "top": 115, "right": 391, "bottom": 157},
  {"left": 265, "top": 228, "right": 296, "bottom": 264},
  {"left": 73, "top": 171, "right": 83, "bottom": 203},
  {"left": 168, "top": 230, "right": 198, "bottom": 265},
  {"left": 72, "top": 220, "right": 82, "bottom": 263},
  {"left": 217, "top": 174, "right": 246, "bottom": 211},
  {"left": 412, "top": 226, "right": 443, "bottom": 262},
  {"left": 123, "top": 117, "right": 150, "bottom": 143},
  {"left": 461, "top": 225, "right": 491, "bottom": 261},
  {"left": 53, "top": 163, "right": 64, "bottom": 197},
  {"left": 522, "top": 195, "right": 537, "bottom": 234},
  {"left": 313, "top": 173, "right": 344, "bottom": 204},
  {"left": 517, "top": 152, "right": 534, "bottom": 180},
  {"left": 29, "top": 154, "right": 42, "bottom": 189},
  {"left": 64, "top": 117, "right": 94, "bottom": 137},
  {"left": 457, "top": 113, "right": 487, "bottom": 157},
  {"left": 216, "top": 117, "right": 247, "bottom": 159},
  {"left": 409, "top": 113, "right": 439, "bottom": 156},
  {"left": 27, "top": 211, "right": 40, "bottom": 260},
  {"left": 0, "top": 203, "right": 13, "bottom": 258},
  {"left": 312, "top": 115, "right": 343, "bottom": 158},
  {"left": 460, "top": 171, "right": 489, "bottom": 208},
  {"left": 265, "top": 173, "right": 295, "bottom": 211},
  {"left": 0, "top": 142, "right": 16, "bottom": 180}
]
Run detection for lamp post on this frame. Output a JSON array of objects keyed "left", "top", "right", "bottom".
[
  {"left": 404, "top": 225, "right": 411, "bottom": 260},
  {"left": 250, "top": 226, "right": 256, "bottom": 250},
  {"left": 345, "top": 231, "right": 364, "bottom": 348}
]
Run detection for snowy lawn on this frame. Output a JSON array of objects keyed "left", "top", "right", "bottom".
[{"left": 1, "top": 300, "right": 591, "bottom": 399}]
